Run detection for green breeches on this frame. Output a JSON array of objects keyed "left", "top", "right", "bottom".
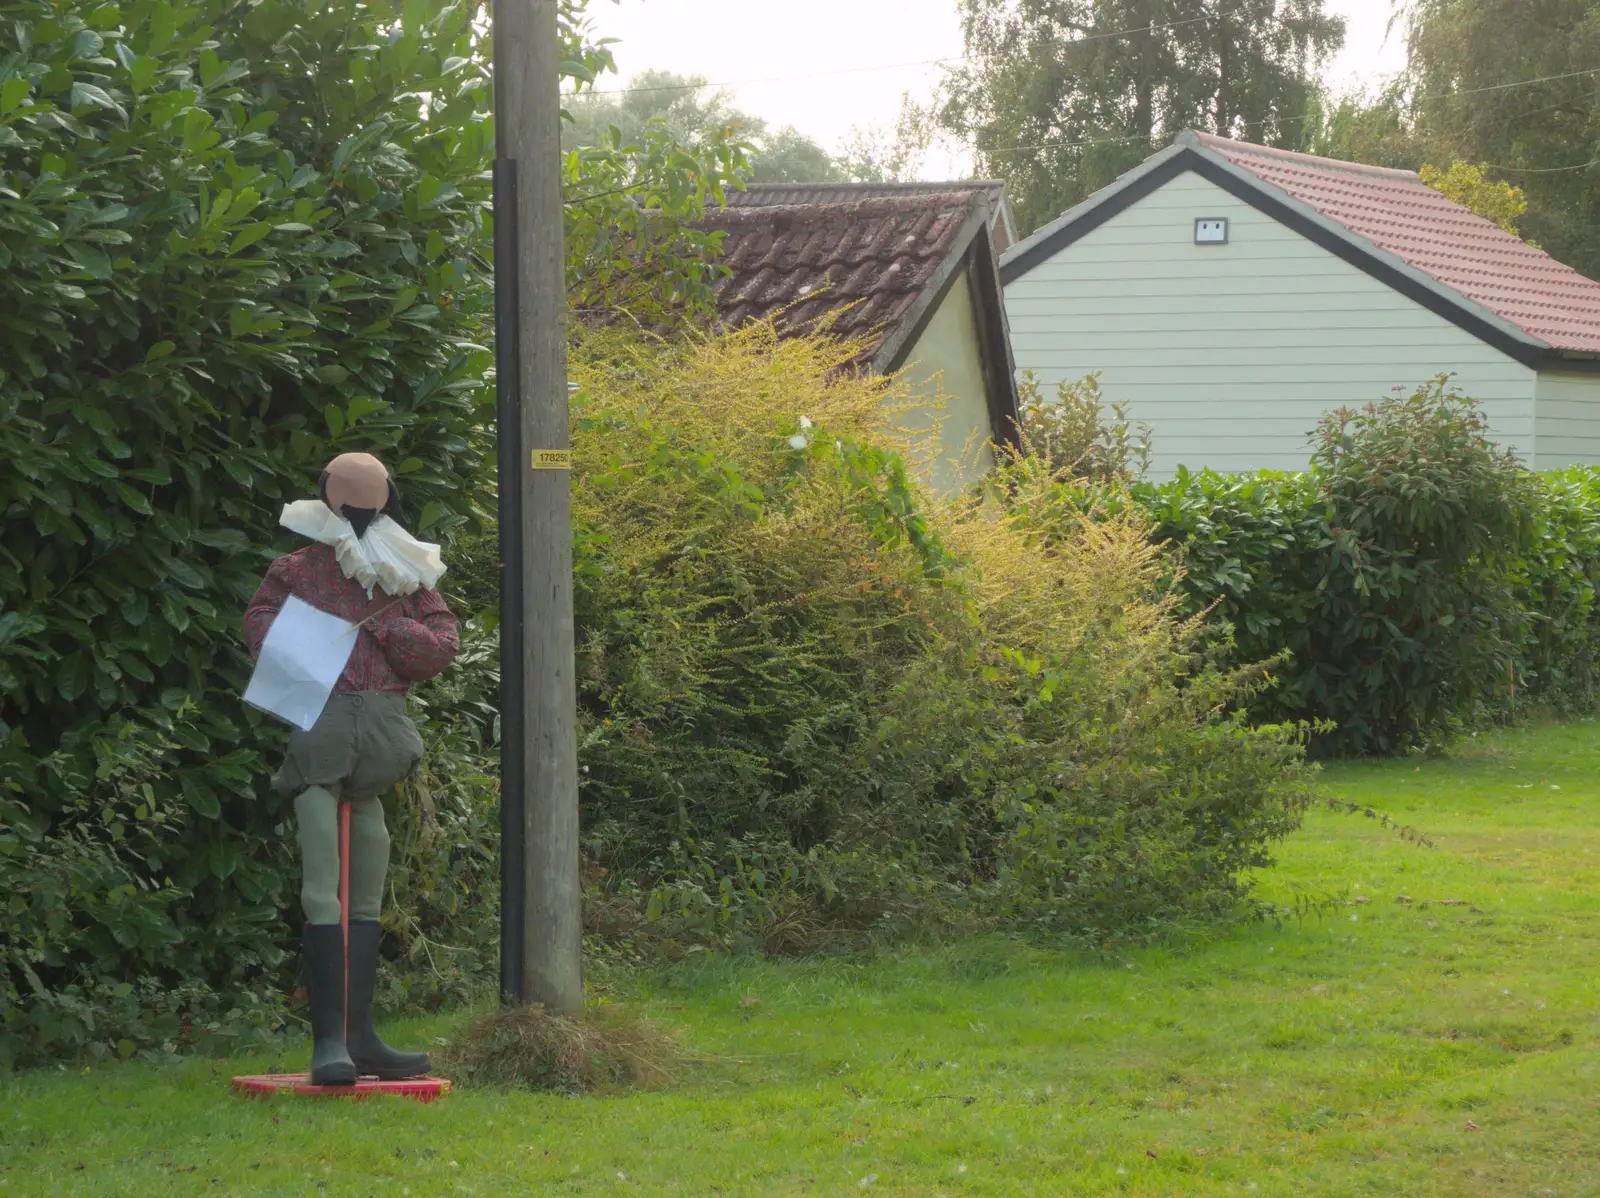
[{"left": 294, "top": 785, "right": 390, "bottom": 925}]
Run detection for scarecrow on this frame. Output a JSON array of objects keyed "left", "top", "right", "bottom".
[{"left": 243, "top": 452, "right": 458, "bottom": 1085}]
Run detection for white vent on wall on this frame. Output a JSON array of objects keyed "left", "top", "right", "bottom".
[{"left": 1194, "top": 218, "right": 1229, "bottom": 244}]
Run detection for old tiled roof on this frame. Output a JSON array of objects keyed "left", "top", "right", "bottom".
[
  {"left": 1192, "top": 132, "right": 1600, "bottom": 354},
  {"left": 726, "top": 181, "right": 1015, "bottom": 251},
  {"left": 698, "top": 191, "right": 984, "bottom": 368},
  {"left": 726, "top": 180, "right": 1008, "bottom": 207}
]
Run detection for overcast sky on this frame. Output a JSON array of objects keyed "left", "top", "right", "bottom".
[{"left": 580, "top": 0, "right": 1410, "bottom": 177}]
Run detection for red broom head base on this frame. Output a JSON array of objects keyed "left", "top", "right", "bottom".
[{"left": 232, "top": 1073, "right": 450, "bottom": 1103}]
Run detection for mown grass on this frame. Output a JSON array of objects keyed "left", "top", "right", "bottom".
[{"left": 4, "top": 720, "right": 1598, "bottom": 1196}]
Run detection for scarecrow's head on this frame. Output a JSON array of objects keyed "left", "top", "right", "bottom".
[{"left": 318, "top": 452, "right": 404, "bottom": 538}]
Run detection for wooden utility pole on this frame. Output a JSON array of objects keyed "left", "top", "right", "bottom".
[{"left": 493, "top": 0, "right": 584, "bottom": 1013}]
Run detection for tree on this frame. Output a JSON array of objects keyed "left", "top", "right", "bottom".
[
  {"left": 1303, "top": 103, "right": 1540, "bottom": 245},
  {"left": 1403, "top": 0, "right": 1600, "bottom": 278},
  {"left": 556, "top": 48, "right": 752, "bottom": 321},
  {"left": 1305, "top": 85, "right": 1424, "bottom": 170},
  {"left": 1419, "top": 161, "right": 1532, "bottom": 238},
  {"left": 935, "top": 0, "right": 1346, "bottom": 235},
  {"left": 563, "top": 69, "right": 848, "bottom": 184},
  {"left": 837, "top": 94, "right": 940, "bottom": 182}
]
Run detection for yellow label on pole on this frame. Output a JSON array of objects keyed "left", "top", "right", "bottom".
[{"left": 531, "top": 450, "right": 571, "bottom": 470}]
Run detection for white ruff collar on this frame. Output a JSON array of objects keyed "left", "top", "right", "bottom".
[{"left": 279, "top": 499, "right": 446, "bottom": 597}]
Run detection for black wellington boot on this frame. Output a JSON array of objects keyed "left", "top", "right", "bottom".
[
  {"left": 345, "top": 919, "right": 430, "bottom": 1079},
  {"left": 302, "top": 923, "right": 358, "bottom": 1086}
]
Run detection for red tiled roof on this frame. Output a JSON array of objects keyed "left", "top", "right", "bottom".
[
  {"left": 697, "top": 191, "right": 983, "bottom": 369},
  {"left": 1192, "top": 132, "right": 1600, "bottom": 354}
]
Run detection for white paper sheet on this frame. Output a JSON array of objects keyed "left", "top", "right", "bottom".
[{"left": 242, "top": 595, "right": 359, "bottom": 731}]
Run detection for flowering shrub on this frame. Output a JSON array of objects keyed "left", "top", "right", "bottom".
[{"left": 531, "top": 328, "right": 1317, "bottom": 952}]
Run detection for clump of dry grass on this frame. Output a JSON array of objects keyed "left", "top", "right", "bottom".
[{"left": 433, "top": 1002, "right": 689, "bottom": 1093}]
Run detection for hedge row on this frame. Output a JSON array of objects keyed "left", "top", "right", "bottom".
[
  {"left": 2, "top": 317, "right": 1330, "bottom": 1066},
  {"left": 0, "top": 0, "right": 506, "bottom": 1069},
  {"left": 1088, "top": 383, "right": 1600, "bottom": 755}
]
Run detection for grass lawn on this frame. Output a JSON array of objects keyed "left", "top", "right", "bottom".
[{"left": 4, "top": 721, "right": 1598, "bottom": 1196}]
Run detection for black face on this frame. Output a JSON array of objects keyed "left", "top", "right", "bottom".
[
  {"left": 343, "top": 507, "right": 379, "bottom": 538},
  {"left": 318, "top": 471, "right": 403, "bottom": 538}
]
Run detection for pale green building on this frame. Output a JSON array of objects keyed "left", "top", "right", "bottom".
[{"left": 1002, "top": 131, "right": 1600, "bottom": 480}]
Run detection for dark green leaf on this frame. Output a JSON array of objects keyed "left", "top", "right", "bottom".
[
  {"left": 165, "top": 560, "right": 204, "bottom": 589},
  {"left": 179, "top": 774, "right": 221, "bottom": 819},
  {"left": 115, "top": 483, "right": 152, "bottom": 515},
  {"left": 68, "top": 81, "right": 124, "bottom": 116}
]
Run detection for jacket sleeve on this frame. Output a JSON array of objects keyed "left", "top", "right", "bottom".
[
  {"left": 371, "top": 587, "right": 459, "bottom": 683},
  {"left": 242, "top": 558, "right": 295, "bottom": 661}
]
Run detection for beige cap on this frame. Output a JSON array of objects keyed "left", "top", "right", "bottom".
[{"left": 323, "top": 452, "right": 390, "bottom": 514}]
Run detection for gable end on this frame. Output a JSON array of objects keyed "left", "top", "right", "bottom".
[
  {"left": 1001, "top": 148, "right": 1571, "bottom": 373},
  {"left": 876, "top": 205, "right": 1022, "bottom": 450}
]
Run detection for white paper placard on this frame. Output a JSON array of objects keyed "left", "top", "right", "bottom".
[{"left": 243, "top": 594, "right": 359, "bottom": 731}]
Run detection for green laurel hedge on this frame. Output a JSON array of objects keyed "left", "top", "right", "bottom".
[
  {"left": 1113, "top": 382, "right": 1595, "bottom": 755},
  {"left": 0, "top": 0, "right": 756, "bottom": 1066},
  {"left": 0, "top": 0, "right": 499, "bottom": 1066}
]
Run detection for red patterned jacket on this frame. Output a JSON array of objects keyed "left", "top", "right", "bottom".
[{"left": 243, "top": 543, "right": 459, "bottom": 693}]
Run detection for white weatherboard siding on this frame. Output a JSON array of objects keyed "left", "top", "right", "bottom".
[
  {"left": 895, "top": 270, "right": 997, "bottom": 496},
  {"left": 1535, "top": 372, "right": 1600, "bottom": 468},
  {"left": 1005, "top": 172, "right": 1539, "bottom": 479}
]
